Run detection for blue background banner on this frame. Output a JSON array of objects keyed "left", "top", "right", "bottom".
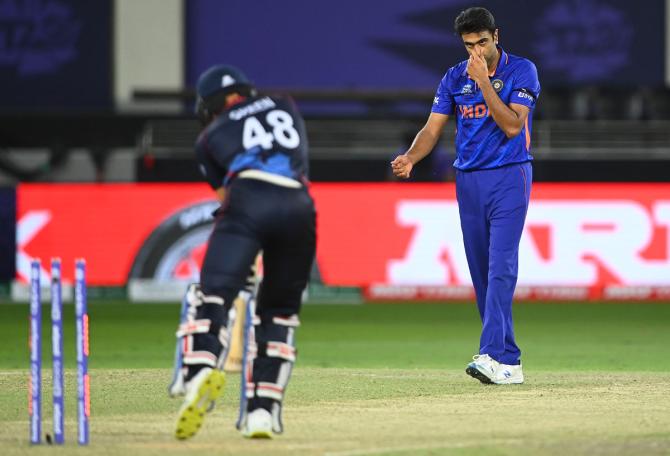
[
  {"left": 0, "top": 0, "right": 112, "bottom": 109},
  {"left": 187, "top": 0, "right": 665, "bottom": 90}
]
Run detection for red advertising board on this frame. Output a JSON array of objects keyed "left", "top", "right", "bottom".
[
  {"left": 17, "top": 184, "right": 214, "bottom": 285},
  {"left": 17, "top": 183, "right": 670, "bottom": 300}
]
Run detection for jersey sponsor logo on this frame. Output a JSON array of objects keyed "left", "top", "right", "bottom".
[
  {"left": 229, "top": 97, "right": 277, "bottom": 121},
  {"left": 433, "top": 96, "right": 439, "bottom": 104},
  {"left": 516, "top": 91, "right": 534, "bottom": 102},
  {"left": 461, "top": 83, "right": 473, "bottom": 95},
  {"left": 458, "top": 103, "right": 489, "bottom": 119}
]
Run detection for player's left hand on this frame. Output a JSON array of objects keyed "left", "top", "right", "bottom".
[{"left": 466, "top": 48, "right": 488, "bottom": 84}]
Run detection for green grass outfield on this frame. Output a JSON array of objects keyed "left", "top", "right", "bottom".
[{"left": 1, "top": 302, "right": 669, "bottom": 455}]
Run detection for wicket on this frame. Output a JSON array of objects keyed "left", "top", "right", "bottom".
[{"left": 29, "top": 258, "right": 90, "bottom": 445}]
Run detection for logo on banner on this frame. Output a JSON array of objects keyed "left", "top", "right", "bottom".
[
  {"left": 128, "top": 201, "right": 220, "bottom": 282},
  {"left": 0, "top": 0, "right": 81, "bottom": 75},
  {"left": 533, "top": 0, "right": 632, "bottom": 81}
]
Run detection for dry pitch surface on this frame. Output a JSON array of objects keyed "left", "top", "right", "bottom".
[
  {"left": 1, "top": 368, "right": 669, "bottom": 456},
  {"left": 1, "top": 302, "right": 669, "bottom": 455}
]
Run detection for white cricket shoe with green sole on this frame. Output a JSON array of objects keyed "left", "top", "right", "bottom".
[{"left": 174, "top": 367, "right": 225, "bottom": 440}]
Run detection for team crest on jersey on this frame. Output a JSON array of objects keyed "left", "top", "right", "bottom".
[{"left": 492, "top": 79, "right": 504, "bottom": 92}]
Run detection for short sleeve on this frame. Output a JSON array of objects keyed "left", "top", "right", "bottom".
[
  {"left": 510, "top": 60, "right": 540, "bottom": 109},
  {"left": 431, "top": 69, "right": 455, "bottom": 115},
  {"left": 195, "top": 133, "right": 225, "bottom": 190}
]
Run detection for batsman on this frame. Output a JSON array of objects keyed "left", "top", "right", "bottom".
[
  {"left": 392, "top": 7, "right": 540, "bottom": 385},
  {"left": 168, "top": 64, "right": 316, "bottom": 439}
]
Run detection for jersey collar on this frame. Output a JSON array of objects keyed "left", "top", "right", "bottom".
[{"left": 490, "top": 46, "right": 509, "bottom": 77}]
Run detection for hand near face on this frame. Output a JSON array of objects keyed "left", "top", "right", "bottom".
[{"left": 466, "top": 47, "right": 489, "bottom": 84}]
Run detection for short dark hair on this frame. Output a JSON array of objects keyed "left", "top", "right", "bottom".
[{"left": 454, "top": 7, "right": 496, "bottom": 36}]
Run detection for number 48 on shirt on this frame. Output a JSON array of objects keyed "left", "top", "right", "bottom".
[{"left": 242, "top": 110, "right": 300, "bottom": 150}]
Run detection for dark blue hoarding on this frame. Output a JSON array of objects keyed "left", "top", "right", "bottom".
[
  {"left": 187, "top": 0, "right": 665, "bottom": 89},
  {"left": 0, "top": 0, "right": 112, "bottom": 109}
]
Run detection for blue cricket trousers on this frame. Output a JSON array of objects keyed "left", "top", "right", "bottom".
[{"left": 455, "top": 161, "right": 532, "bottom": 365}]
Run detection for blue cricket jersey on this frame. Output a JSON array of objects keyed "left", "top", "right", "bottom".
[{"left": 432, "top": 48, "right": 540, "bottom": 170}]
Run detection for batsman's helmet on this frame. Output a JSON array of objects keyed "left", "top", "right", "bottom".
[{"left": 195, "top": 64, "right": 256, "bottom": 125}]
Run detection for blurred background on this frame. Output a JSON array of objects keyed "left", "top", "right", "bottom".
[{"left": 2, "top": 0, "right": 669, "bottom": 303}]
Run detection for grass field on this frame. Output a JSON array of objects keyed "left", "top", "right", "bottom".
[{"left": 1, "top": 302, "right": 669, "bottom": 455}]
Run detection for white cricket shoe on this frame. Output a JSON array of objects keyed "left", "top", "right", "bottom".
[
  {"left": 465, "top": 354, "right": 499, "bottom": 384},
  {"left": 492, "top": 363, "right": 524, "bottom": 384},
  {"left": 174, "top": 367, "right": 225, "bottom": 440},
  {"left": 242, "top": 409, "right": 273, "bottom": 439}
]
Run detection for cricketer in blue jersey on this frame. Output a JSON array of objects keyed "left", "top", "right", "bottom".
[
  {"left": 170, "top": 64, "right": 316, "bottom": 439},
  {"left": 391, "top": 7, "right": 540, "bottom": 385}
]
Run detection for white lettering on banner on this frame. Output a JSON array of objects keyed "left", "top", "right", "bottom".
[
  {"left": 388, "top": 200, "right": 670, "bottom": 286},
  {"left": 16, "top": 210, "right": 52, "bottom": 283},
  {"left": 387, "top": 201, "right": 471, "bottom": 285},
  {"left": 523, "top": 202, "right": 670, "bottom": 284},
  {"left": 655, "top": 202, "right": 670, "bottom": 244}
]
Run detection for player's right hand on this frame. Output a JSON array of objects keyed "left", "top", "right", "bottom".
[{"left": 391, "top": 154, "right": 413, "bottom": 179}]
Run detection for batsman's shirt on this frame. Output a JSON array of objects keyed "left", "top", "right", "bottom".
[
  {"left": 195, "top": 95, "right": 309, "bottom": 190},
  {"left": 432, "top": 48, "right": 540, "bottom": 170}
]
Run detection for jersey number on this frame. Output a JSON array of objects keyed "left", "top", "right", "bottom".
[{"left": 242, "top": 110, "right": 300, "bottom": 150}]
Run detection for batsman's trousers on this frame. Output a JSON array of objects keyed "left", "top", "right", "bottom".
[{"left": 201, "top": 177, "right": 316, "bottom": 317}]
